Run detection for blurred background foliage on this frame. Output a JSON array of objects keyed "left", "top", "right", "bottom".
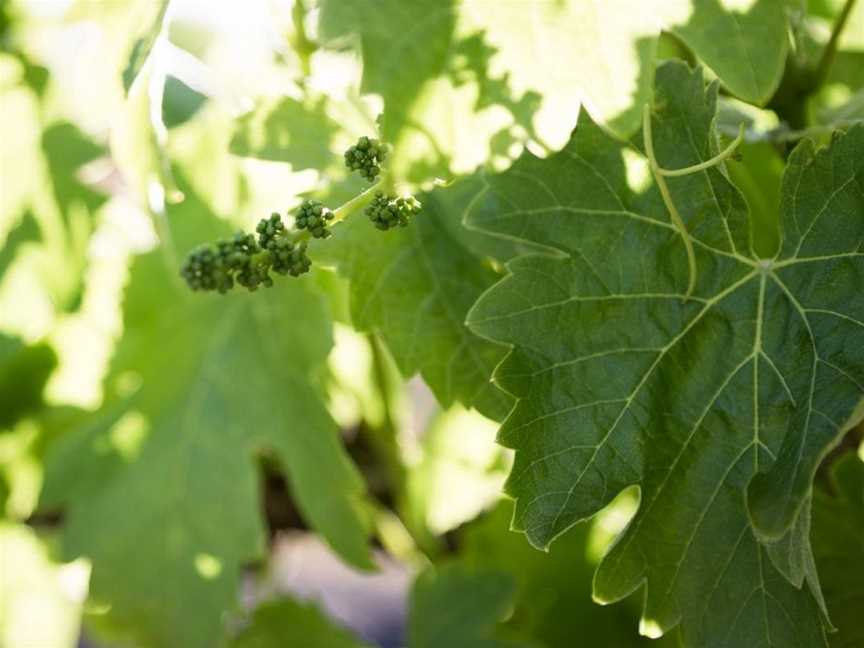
[{"left": 0, "top": 0, "right": 862, "bottom": 647}]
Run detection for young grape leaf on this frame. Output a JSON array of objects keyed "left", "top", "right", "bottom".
[
  {"left": 814, "top": 453, "right": 864, "bottom": 647},
  {"left": 467, "top": 62, "right": 862, "bottom": 644},
  {"left": 317, "top": 179, "right": 513, "bottom": 422},
  {"left": 228, "top": 598, "right": 372, "bottom": 648},
  {"left": 39, "top": 180, "right": 373, "bottom": 648},
  {"left": 409, "top": 564, "right": 529, "bottom": 648},
  {"left": 669, "top": 0, "right": 788, "bottom": 105}
]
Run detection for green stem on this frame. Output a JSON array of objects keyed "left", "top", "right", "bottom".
[
  {"left": 332, "top": 181, "right": 383, "bottom": 223},
  {"left": 814, "top": 0, "right": 859, "bottom": 90},
  {"left": 657, "top": 124, "right": 744, "bottom": 177},
  {"left": 642, "top": 105, "right": 745, "bottom": 298},
  {"left": 643, "top": 104, "right": 698, "bottom": 298}
]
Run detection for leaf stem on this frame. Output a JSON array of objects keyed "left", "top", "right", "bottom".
[
  {"left": 814, "top": 0, "right": 860, "bottom": 90},
  {"left": 642, "top": 104, "right": 698, "bottom": 298},
  {"left": 657, "top": 124, "right": 744, "bottom": 177}
]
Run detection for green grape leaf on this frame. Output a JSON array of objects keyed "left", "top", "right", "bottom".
[
  {"left": 0, "top": 333, "right": 57, "bottom": 430},
  {"left": 409, "top": 564, "right": 529, "bottom": 648},
  {"left": 228, "top": 598, "right": 372, "bottom": 648},
  {"left": 39, "top": 180, "right": 373, "bottom": 648},
  {"left": 467, "top": 62, "right": 863, "bottom": 644},
  {"left": 814, "top": 452, "right": 864, "bottom": 647},
  {"left": 670, "top": 0, "right": 788, "bottom": 105},
  {"left": 230, "top": 97, "right": 339, "bottom": 170},
  {"left": 318, "top": 179, "right": 513, "bottom": 421}
]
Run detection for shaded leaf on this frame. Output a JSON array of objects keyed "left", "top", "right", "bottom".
[
  {"left": 228, "top": 598, "right": 372, "bottom": 648},
  {"left": 409, "top": 563, "right": 529, "bottom": 648},
  {"left": 814, "top": 452, "right": 864, "bottom": 647},
  {"left": 318, "top": 178, "right": 513, "bottom": 421}
]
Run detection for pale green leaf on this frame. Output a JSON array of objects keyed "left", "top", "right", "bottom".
[
  {"left": 467, "top": 61, "right": 863, "bottom": 645},
  {"left": 39, "top": 179, "right": 373, "bottom": 648}
]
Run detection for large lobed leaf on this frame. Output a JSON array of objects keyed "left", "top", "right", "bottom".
[
  {"left": 467, "top": 62, "right": 863, "bottom": 645},
  {"left": 39, "top": 181, "right": 373, "bottom": 648}
]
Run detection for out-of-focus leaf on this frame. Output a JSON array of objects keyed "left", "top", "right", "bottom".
[
  {"left": 0, "top": 211, "right": 39, "bottom": 280},
  {"left": 161, "top": 75, "right": 206, "bottom": 129},
  {"left": 39, "top": 178, "right": 373, "bottom": 648},
  {"left": 407, "top": 406, "right": 508, "bottom": 535},
  {"left": 466, "top": 61, "right": 863, "bottom": 645},
  {"left": 228, "top": 598, "right": 372, "bottom": 648},
  {"left": 461, "top": 502, "right": 671, "bottom": 648},
  {"left": 408, "top": 563, "right": 529, "bottom": 648},
  {"left": 122, "top": 0, "right": 169, "bottom": 94},
  {"left": 317, "top": 178, "right": 513, "bottom": 421},
  {"left": 230, "top": 97, "right": 339, "bottom": 170},
  {"left": 814, "top": 453, "right": 864, "bottom": 647},
  {"left": 0, "top": 333, "right": 57, "bottom": 430},
  {"left": 42, "top": 122, "right": 108, "bottom": 226},
  {"left": 0, "top": 523, "right": 88, "bottom": 648}
]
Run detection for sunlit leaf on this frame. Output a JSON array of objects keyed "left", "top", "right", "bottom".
[{"left": 39, "top": 178, "right": 373, "bottom": 648}]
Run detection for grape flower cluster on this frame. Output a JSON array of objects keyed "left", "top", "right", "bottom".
[
  {"left": 365, "top": 192, "right": 422, "bottom": 231},
  {"left": 181, "top": 213, "right": 310, "bottom": 293},
  {"left": 344, "top": 136, "right": 387, "bottom": 182},
  {"left": 182, "top": 135, "right": 423, "bottom": 295},
  {"left": 294, "top": 199, "right": 334, "bottom": 239}
]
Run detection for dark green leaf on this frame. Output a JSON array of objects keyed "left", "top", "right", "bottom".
[
  {"left": 409, "top": 563, "right": 529, "bottom": 648},
  {"left": 814, "top": 452, "right": 864, "bottom": 647},
  {"left": 229, "top": 597, "right": 372, "bottom": 648},
  {"left": 467, "top": 61, "right": 862, "bottom": 645},
  {"left": 0, "top": 333, "right": 56, "bottom": 430}
]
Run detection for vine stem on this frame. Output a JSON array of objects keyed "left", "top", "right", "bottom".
[
  {"left": 642, "top": 105, "right": 744, "bottom": 298},
  {"left": 642, "top": 104, "right": 699, "bottom": 298},
  {"left": 290, "top": 180, "right": 383, "bottom": 244},
  {"left": 814, "top": 0, "right": 860, "bottom": 90}
]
